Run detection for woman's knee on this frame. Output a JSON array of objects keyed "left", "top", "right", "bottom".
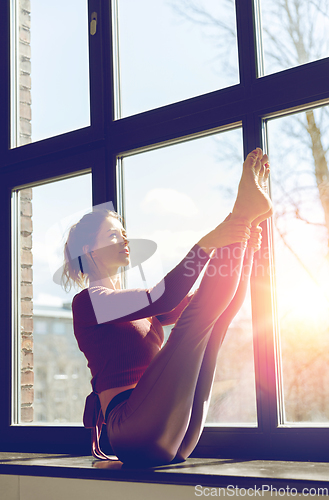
[
  {"left": 113, "top": 439, "right": 177, "bottom": 467},
  {"left": 144, "top": 441, "right": 177, "bottom": 465}
]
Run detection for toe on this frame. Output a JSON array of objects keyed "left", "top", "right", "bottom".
[
  {"left": 258, "top": 164, "right": 265, "bottom": 180},
  {"left": 246, "top": 151, "right": 257, "bottom": 161},
  {"left": 254, "top": 157, "right": 262, "bottom": 174},
  {"left": 244, "top": 150, "right": 258, "bottom": 169},
  {"left": 245, "top": 148, "right": 264, "bottom": 168},
  {"left": 260, "top": 153, "right": 269, "bottom": 165},
  {"left": 263, "top": 166, "right": 270, "bottom": 182}
]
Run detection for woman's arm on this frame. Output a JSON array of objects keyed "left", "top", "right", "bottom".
[
  {"left": 73, "top": 244, "right": 209, "bottom": 326},
  {"left": 155, "top": 292, "right": 195, "bottom": 326},
  {"left": 73, "top": 217, "right": 251, "bottom": 326}
]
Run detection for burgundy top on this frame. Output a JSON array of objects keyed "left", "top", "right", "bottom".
[{"left": 72, "top": 244, "right": 209, "bottom": 427}]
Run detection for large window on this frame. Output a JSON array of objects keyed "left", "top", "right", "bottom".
[
  {"left": 1, "top": 0, "right": 329, "bottom": 459},
  {"left": 114, "top": 0, "right": 239, "bottom": 117},
  {"left": 12, "top": 174, "right": 92, "bottom": 425},
  {"left": 10, "top": 0, "right": 90, "bottom": 147},
  {"left": 260, "top": 0, "right": 329, "bottom": 76},
  {"left": 267, "top": 105, "right": 329, "bottom": 425}
]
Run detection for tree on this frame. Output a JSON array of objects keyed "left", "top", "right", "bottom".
[
  {"left": 262, "top": 0, "right": 329, "bottom": 252},
  {"left": 171, "top": 0, "right": 329, "bottom": 422},
  {"left": 171, "top": 0, "right": 329, "bottom": 246}
]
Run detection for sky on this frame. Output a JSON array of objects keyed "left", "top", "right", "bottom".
[
  {"left": 29, "top": 0, "right": 238, "bottom": 139},
  {"left": 30, "top": 0, "right": 90, "bottom": 142},
  {"left": 260, "top": 0, "right": 329, "bottom": 75},
  {"left": 117, "top": 0, "right": 239, "bottom": 116}
]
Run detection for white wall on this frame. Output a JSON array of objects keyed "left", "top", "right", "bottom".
[
  {"left": 2, "top": 474, "right": 318, "bottom": 499},
  {"left": 0, "top": 475, "right": 194, "bottom": 500}
]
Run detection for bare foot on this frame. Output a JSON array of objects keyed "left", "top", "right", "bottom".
[
  {"left": 231, "top": 148, "right": 273, "bottom": 224},
  {"left": 251, "top": 160, "right": 273, "bottom": 226}
]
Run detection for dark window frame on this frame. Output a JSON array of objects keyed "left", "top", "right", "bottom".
[{"left": 1, "top": 0, "right": 329, "bottom": 460}]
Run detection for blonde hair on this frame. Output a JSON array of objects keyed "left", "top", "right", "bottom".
[{"left": 61, "top": 208, "right": 122, "bottom": 291}]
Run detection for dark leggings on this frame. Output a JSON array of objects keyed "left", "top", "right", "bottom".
[{"left": 106, "top": 243, "right": 254, "bottom": 466}]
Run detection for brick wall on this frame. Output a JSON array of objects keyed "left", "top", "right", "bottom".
[
  {"left": 18, "top": 0, "right": 31, "bottom": 146},
  {"left": 20, "top": 188, "right": 33, "bottom": 422},
  {"left": 19, "top": 0, "right": 33, "bottom": 422}
]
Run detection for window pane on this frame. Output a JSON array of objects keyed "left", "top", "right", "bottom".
[
  {"left": 13, "top": 174, "right": 92, "bottom": 424},
  {"left": 267, "top": 105, "right": 329, "bottom": 423},
  {"left": 122, "top": 130, "right": 257, "bottom": 425},
  {"left": 11, "top": 0, "right": 90, "bottom": 147},
  {"left": 259, "top": 0, "right": 329, "bottom": 76},
  {"left": 114, "top": 0, "right": 239, "bottom": 118}
]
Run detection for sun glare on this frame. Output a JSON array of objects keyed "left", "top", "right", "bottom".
[{"left": 282, "top": 281, "right": 329, "bottom": 326}]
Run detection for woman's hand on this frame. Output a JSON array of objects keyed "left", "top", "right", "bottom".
[
  {"left": 197, "top": 216, "right": 251, "bottom": 255},
  {"left": 248, "top": 225, "right": 262, "bottom": 251}
]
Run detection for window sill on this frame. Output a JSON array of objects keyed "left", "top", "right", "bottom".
[{"left": 0, "top": 453, "right": 329, "bottom": 491}]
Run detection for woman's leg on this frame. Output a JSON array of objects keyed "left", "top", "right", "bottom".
[
  {"left": 174, "top": 247, "right": 255, "bottom": 461},
  {"left": 106, "top": 243, "right": 248, "bottom": 466}
]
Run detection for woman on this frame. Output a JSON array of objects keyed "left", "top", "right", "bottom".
[{"left": 62, "top": 148, "right": 272, "bottom": 466}]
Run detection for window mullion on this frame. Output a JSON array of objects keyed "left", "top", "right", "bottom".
[
  {"left": 11, "top": 189, "right": 21, "bottom": 425},
  {"left": 243, "top": 114, "right": 279, "bottom": 436},
  {"left": 235, "top": 0, "right": 258, "bottom": 87},
  {"left": 110, "top": 0, "right": 122, "bottom": 121},
  {"left": 88, "top": 0, "right": 105, "bottom": 137},
  {"left": 250, "top": 216, "right": 280, "bottom": 434}
]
